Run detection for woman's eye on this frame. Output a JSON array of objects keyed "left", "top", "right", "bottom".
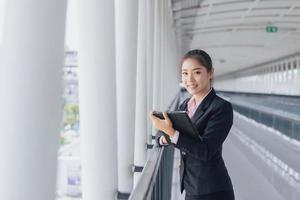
[
  {"left": 182, "top": 72, "right": 188, "bottom": 76},
  {"left": 195, "top": 71, "right": 201, "bottom": 74}
]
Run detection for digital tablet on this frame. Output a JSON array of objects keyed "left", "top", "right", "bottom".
[{"left": 152, "top": 111, "right": 199, "bottom": 139}]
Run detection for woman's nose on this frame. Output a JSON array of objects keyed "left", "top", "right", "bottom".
[{"left": 187, "top": 74, "right": 194, "bottom": 81}]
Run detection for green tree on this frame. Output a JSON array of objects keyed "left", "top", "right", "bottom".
[{"left": 63, "top": 104, "right": 79, "bottom": 128}]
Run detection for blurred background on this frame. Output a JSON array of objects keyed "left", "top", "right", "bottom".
[{"left": 0, "top": 0, "right": 299, "bottom": 200}]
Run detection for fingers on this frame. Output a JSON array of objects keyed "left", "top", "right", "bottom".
[
  {"left": 148, "top": 111, "right": 153, "bottom": 119},
  {"left": 150, "top": 111, "right": 172, "bottom": 133},
  {"left": 162, "top": 136, "right": 168, "bottom": 144},
  {"left": 159, "top": 136, "right": 168, "bottom": 145},
  {"left": 149, "top": 111, "right": 157, "bottom": 122},
  {"left": 162, "top": 112, "right": 167, "bottom": 118},
  {"left": 163, "top": 112, "right": 169, "bottom": 120},
  {"left": 149, "top": 111, "right": 160, "bottom": 129},
  {"left": 162, "top": 112, "right": 171, "bottom": 123}
]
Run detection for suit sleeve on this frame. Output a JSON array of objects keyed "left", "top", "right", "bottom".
[{"left": 175, "top": 101, "right": 233, "bottom": 161}]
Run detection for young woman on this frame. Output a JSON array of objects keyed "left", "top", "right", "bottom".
[{"left": 150, "top": 49, "right": 235, "bottom": 200}]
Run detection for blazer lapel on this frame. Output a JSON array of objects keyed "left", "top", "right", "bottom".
[{"left": 191, "top": 88, "right": 216, "bottom": 123}]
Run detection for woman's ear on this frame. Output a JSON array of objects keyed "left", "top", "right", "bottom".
[{"left": 209, "top": 68, "right": 214, "bottom": 80}]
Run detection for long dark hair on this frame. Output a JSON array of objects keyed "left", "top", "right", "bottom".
[{"left": 181, "top": 49, "right": 213, "bottom": 72}]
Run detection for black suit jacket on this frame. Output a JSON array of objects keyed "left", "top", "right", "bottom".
[{"left": 158, "top": 88, "right": 234, "bottom": 196}]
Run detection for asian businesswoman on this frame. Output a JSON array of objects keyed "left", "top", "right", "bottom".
[{"left": 149, "top": 49, "right": 235, "bottom": 200}]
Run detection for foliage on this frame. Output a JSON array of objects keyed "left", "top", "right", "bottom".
[{"left": 63, "top": 103, "right": 79, "bottom": 127}]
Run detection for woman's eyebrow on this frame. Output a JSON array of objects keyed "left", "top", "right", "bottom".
[
  {"left": 192, "top": 67, "right": 202, "bottom": 71},
  {"left": 182, "top": 67, "right": 202, "bottom": 71}
]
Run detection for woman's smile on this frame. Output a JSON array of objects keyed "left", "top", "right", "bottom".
[
  {"left": 181, "top": 58, "right": 213, "bottom": 100},
  {"left": 187, "top": 84, "right": 198, "bottom": 89}
]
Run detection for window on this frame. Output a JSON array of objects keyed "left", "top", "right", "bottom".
[{"left": 56, "top": 0, "right": 81, "bottom": 199}]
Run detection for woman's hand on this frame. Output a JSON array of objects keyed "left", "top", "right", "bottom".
[
  {"left": 159, "top": 136, "right": 168, "bottom": 145},
  {"left": 149, "top": 111, "right": 176, "bottom": 137}
]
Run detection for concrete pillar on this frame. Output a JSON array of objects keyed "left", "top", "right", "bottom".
[
  {"left": 0, "top": 0, "right": 67, "bottom": 200},
  {"left": 115, "top": 0, "right": 139, "bottom": 197},
  {"left": 77, "top": 0, "right": 118, "bottom": 199},
  {"left": 0, "top": 0, "right": 7, "bottom": 48},
  {"left": 296, "top": 58, "right": 300, "bottom": 95},
  {"left": 150, "top": 0, "right": 180, "bottom": 138},
  {"left": 164, "top": 0, "right": 180, "bottom": 105},
  {"left": 160, "top": 0, "right": 167, "bottom": 109},
  {"left": 152, "top": 0, "right": 162, "bottom": 116},
  {"left": 152, "top": 0, "right": 162, "bottom": 141},
  {"left": 161, "top": 0, "right": 179, "bottom": 109},
  {"left": 133, "top": 0, "right": 147, "bottom": 187},
  {"left": 146, "top": 0, "right": 155, "bottom": 145}
]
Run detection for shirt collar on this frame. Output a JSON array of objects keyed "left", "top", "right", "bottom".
[{"left": 188, "top": 88, "right": 212, "bottom": 108}]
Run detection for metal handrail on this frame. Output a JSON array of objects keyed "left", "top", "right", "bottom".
[
  {"left": 129, "top": 145, "right": 164, "bottom": 200},
  {"left": 129, "top": 86, "right": 189, "bottom": 200}
]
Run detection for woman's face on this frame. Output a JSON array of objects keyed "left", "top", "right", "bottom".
[{"left": 181, "top": 58, "right": 213, "bottom": 96}]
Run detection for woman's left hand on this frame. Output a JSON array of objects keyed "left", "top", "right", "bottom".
[{"left": 149, "top": 112, "right": 176, "bottom": 137}]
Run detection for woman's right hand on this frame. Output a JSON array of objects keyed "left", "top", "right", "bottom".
[{"left": 159, "top": 136, "right": 169, "bottom": 145}]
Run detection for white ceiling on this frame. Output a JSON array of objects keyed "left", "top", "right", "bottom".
[{"left": 172, "top": 0, "right": 300, "bottom": 77}]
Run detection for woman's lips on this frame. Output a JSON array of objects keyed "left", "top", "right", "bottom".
[{"left": 187, "top": 85, "right": 197, "bottom": 89}]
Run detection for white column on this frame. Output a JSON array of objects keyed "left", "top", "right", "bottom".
[
  {"left": 164, "top": 0, "right": 180, "bottom": 105},
  {"left": 0, "top": 0, "right": 66, "bottom": 200},
  {"left": 146, "top": 0, "right": 155, "bottom": 145},
  {"left": 296, "top": 58, "right": 300, "bottom": 95},
  {"left": 151, "top": 0, "right": 180, "bottom": 138},
  {"left": 133, "top": 0, "right": 147, "bottom": 187},
  {"left": 115, "top": 0, "right": 139, "bottom": 196},
  {"left": 0, "top": 0, "right": 7, "bottom": 48},
  {"left": 160, "top": 0, "right": 166, "bottom": 110},
  {"left": 170, "top": 0, "right": 181, "bottom": 90},
  {"left": 78, "top": 0, "right": 118, "bottom": 199},
  {"left": 150, "top": 0, "right": 164, "bottom": 141},
  {"left": 152, "top": 0, "right": 162, "bottom": 115}
]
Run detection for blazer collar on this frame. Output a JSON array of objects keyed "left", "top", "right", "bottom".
[{"left": 191, "top": 88, "right": 216, "bottom": 122}]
